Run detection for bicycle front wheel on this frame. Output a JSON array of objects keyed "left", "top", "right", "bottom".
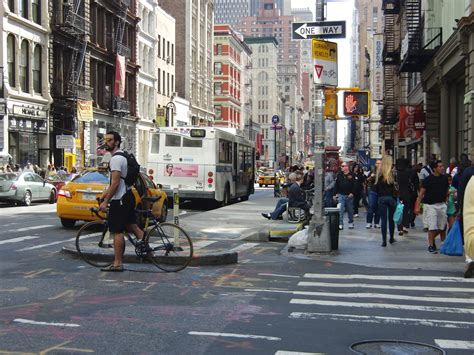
[
  {"left": 75, "top": 220, "right": 115, "bottom": 267},
  {"left": 146, "top": 222, "right": 193, "bottom": 272}
]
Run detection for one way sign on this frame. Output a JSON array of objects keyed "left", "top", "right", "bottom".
[{"left": 292, "top": 21, "right": 346, "bottom": 40}]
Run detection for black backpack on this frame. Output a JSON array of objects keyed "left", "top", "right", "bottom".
[{"left": 113, "top": 151, "right": 140, "bottom": 187}]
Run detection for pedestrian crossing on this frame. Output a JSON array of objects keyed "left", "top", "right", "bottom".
[{"left": 249, "top": 272, "right": 474, "bottom": 352}]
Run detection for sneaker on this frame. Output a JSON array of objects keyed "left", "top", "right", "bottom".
[
  {"left": 374, "top": 224, "right": 380, "bottom": 228},
  {"left": 366, "top": 223, "right": 372, "bottom": 229},
  {"left": 398, "top": 231, "right": 404, "bottom": 236},
  {"left": 339, "top": 225, "right": 344, "bottom": 230},
  {"left": 261, "top": 213, "right": 271, "bottom": 220},
  {"left": 348, "top": 223, "right": 354, "bottom": 229},
  {"left": 354, "top": 214, "right": 359, "bottom": 218},
  {"left": 464, "top": 262, "right": 474, "bottom": 278},
  {"left": 423, "top": 227, "right": 429, "bottom": 232},
  {"left": 428, "top": 245, "right": 437, "bottom": 254}
]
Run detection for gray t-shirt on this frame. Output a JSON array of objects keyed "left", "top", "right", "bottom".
[{"left": 109, "top": 151, "right": 128, "bottom": 200}]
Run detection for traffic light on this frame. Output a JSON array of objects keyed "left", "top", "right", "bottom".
[
  {"left": 343, "top": 91, "right": 370, "bottom": 116},
  {"left": 324, "top": 89, "right": 337, "bottom": 118}
]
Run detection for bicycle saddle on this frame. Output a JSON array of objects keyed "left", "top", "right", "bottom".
[{"left": 142, "top": 196, "right": 162, "bottom": 203}]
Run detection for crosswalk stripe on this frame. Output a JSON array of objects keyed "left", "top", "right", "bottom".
[
  {"left": 16, "top": 234, "right": 97, "bottom": 252},
  {"left": 303, "top": 273, "right": 474, "bottom": 283},
  {"left": 188, "top": 331, "right": 280, "bottom": 341},
  {"left": 289, "top": 312, "right": 474, "bottom": 329},
  {"left": 275, "top": 351, "right": 325, "bottom": 355},
  {"left": 229, "top": 243, "right": 259, "bottom": 252},
  {"left": 298, "top": 281, "right": 474, "bottom": 293},
  {"left": 289, "top": 299, "right": 474, "bottom": 314},
  {"left": 434, "top": 339, "right": 474, "bottom": 350},
  {"left": 192, "top": 240, "right": 217, "bottom": 249},
  {"left": 0, "top": 236, "right": 39, "bottom": 246},
  {"left": 245, "top": 288, "right": 474, "bottom": 304},
  {"left": 6, "top": 225, "right": 55, "bottom": 233}
]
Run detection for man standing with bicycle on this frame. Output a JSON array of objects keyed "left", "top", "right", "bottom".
[{"left": 99, "top": 131, "right": 144, "bottom": 272}]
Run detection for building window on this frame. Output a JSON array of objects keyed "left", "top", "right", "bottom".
[
  {"left": 33, "top": 45, "right": 42, "bottom": 93},
  {"left": 18, "top": 0, "right": 28, "bottom": 18},
  {"left": 32, "top": 0, "right": 41, "bottom": 24},
  {"left": 216, "top": 44, "right": 222, "bottom": 55},
  {"left": 8, "top": 0, "right": 14, "bottom": 12},
  {"left": 7, "top": 35, "right": 15, "bottom": 87},
  {"left": 214, "top": 105, "right": 222, "bottom": 120},
  {"left": 214, "top": 62, "right": 222, "bottom": 75},
  {"left": 20, "top": 40, "right": 29, "bottom": 92},
  {"left": 214, "top": 82, "right": 221, "bottom": 95}
]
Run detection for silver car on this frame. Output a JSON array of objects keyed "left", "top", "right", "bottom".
[{"left": 0, "top": 172, "right": 57, "bottom": 206}]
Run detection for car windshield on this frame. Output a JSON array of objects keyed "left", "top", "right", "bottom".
[
  {"left": 0, "top": 173, "right": 18, "bottom": 182},
  {"left": 47, "top": 174, "right": 71, "bottom": 182},
  {"left": 72, "top": 171, "right": 109, "bottom": 184}
]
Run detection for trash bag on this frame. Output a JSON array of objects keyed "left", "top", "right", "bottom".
[
  {"left": 440, "top": 220, "right": 464, "bottom": 256},
  {"left": 288, "top": 229, "right": 308, "bottom": 250},
  {"left": 393, "top": 199, "right": 404, "bottom": 225}
]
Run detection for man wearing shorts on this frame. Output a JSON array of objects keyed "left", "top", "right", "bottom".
[
  {"left": 415, "top": 160, "right": 449, "bottom": 253},
  {"left": 99, "top": 131, "right": 144, "bottom": 272}
]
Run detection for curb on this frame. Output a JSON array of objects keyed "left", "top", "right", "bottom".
[
  {"left": 61, "top": 246, "right": 238, "bottom": 267},
  {"left": 240, "top": 223, "right": 306, "bottom": 242}
]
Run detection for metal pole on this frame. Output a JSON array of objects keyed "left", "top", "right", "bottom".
[{"left": 274, "top": 126, "right": 277, "bottom": 169}]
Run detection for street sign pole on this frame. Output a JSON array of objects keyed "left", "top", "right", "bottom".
[{"left": 272, "top": 115, "right": 279, "bottom": 169}]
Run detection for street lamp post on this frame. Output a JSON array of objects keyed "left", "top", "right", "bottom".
[{"left": 166, "top": 101, "right": 176, "bottom": 127}]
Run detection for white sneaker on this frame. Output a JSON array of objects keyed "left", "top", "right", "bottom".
[
  {"left": 339, "top": 225, "right": 343, "bottom": 230},
  {"left": 348, "top": 223, "right": 354, "bottom": 229},
  {"left": 374, "top": 224, "right": 380, "bottom": 228},
  {"left": 366, "top": 223, "right": 372, "bottom": 229},
  {"left": 354, "top": 214, "right": 359, "bottom": 218}
]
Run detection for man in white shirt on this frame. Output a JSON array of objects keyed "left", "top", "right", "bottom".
[{"left": 99, "top": 131, "right": 144, "bottom": 272}]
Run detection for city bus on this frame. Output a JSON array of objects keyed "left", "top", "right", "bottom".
[{"left": 148, "top": 127, "right": 255, "bottom": 205}]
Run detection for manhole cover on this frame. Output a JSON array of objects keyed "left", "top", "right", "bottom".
[{"left": 350, "top": 340, "right": 445, "bottom": 355}]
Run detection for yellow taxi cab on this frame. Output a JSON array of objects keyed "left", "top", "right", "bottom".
[
  {"left": 57, "top": 169, "right": 168, "bottom": 228},
  {"left": 257, "top": 169, "right": 285, "bottom": 187}
]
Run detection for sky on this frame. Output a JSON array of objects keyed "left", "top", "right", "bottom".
[{"left": 291, "top": 0, "right": 355, "bottom": 147}]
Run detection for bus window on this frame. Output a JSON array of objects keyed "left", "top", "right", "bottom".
[
  {"left": 151, "top": 134, "right": 160, "bottom": 154},
  {"left": 219, "top": 139, "right": 232, "bottom": 163},
  {"left": 183, "top": 137, "right": 203, "bottom": 148},
  {"left": 165, "top": 134, "right": 181, "bottom": 147}
]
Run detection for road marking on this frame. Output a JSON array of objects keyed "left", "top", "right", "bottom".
[
  {"left": 0, "top": 236, "right": 39, "bottom": 246},
  {"left": 24, "top": 269, "right": 52, "bottom": 279},
  {"left": 193, "top": 240, "right": 218, "bottom": 249},
  {"left": 289, "top": 299, "right": 474, "bottom": 314},
  {"left": 16, "top": 234, "right": 97, "bottom": 252},
  {"left": 276, "top": 351, "right": 325, "bottom": 355},
  {"left": 244, "top": 288, "right": 474, "bottom": 304},
  {"left": 14, "top": 318, "right": 80, "bottom": 327},
  {"left": 303, "top": 273, "right": 474, "bottom": 283},
  {"left": 298, "top": 281, "right": 474, "bottom": 293},
  {"left": 434, "top": 339, "right": 474, "bottom": 349},
  {"left": 188, "top": 331, "right": 281, "bottom": 341},
  {"left": 259, "top": 273, "right": 301, "bottom": 279},
  {"left": 290, "top": 312, "right": 474, "bottom": 329},
  {"left": 229, "top": 243, "right": 259, "bottom": 252},
  {"left": 0, "top": 287, "right": 28, "bottom": 292},
  {"left": 6, "top": 225, "right": 55, "bottom": 233}
]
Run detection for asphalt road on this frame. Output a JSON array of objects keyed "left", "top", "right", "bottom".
[{"left": 0, "top": 191, "right": 473, "bottom": 354}]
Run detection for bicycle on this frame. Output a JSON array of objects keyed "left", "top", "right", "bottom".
[{"left": 75, "top": 196, "right": 193, "bottom": 272}]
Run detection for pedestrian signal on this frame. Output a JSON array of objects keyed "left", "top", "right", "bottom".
[{"left": 343, "top": 91, "right": 370, "bottom": 116}]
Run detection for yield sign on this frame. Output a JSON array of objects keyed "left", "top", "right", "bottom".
[{"left": 314, "top": 65, "right": 323, "bottom": 79}]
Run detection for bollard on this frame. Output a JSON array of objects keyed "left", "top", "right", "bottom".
[{"left": 173, "top": 188, "right": 180, "bottom": 247}]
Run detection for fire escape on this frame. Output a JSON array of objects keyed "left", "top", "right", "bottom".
[
  {"left": 113, "top": 0, "right": 131, "bottom": 115},
  {"left": 381, "top": 0, "right": 400, "bottom": 125},
  {"left": 61, "top": 0, "right": 92, "bottom": 100},
  {"left": 399, "top": 0, "right": 442, "bottom": 72}
]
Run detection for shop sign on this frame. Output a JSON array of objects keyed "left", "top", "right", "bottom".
[
  {"left": 414, "top": 111, "right": 426, "bottom": 130},
  {"left": 77, "top": 100, "right": 93, "bottom": 122},
  {"left": 13, "top": 105, "right": 47, "bottom": 119},
  {"left": 56, "top": 135, "right": 75, "bottom": 149},
  {"left": 399, "top": 105, "right": 423, "bottom": 140},
  {"left": 156, "top": 107, "right": 166, "bottom": 127},
  {"left": 9, "top": 117, "right": 47, "bottom": 134},
  {"left": 372, "top": 34, "right": 384, "bottom": 102}
]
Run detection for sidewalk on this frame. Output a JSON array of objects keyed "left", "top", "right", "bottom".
[{"left": 63, "top": 188, "right": 466, "bottom": 272}]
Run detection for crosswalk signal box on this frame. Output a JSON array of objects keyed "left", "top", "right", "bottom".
[{"left": 343, "top": 91, "right": 370, "bottom": 116}]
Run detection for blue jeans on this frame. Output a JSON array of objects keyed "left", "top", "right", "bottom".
[
  {"left": 324, "top": 188, "right": 335, "bottom": 208},
  {"left": 270, "top": 198, "right": 288, "bottom": 220},
  {"left": 338, "top": 194, "right": 354, "bottom": 226},
  {"left": 366, "top": 190, "right": 380, "bottom": 225},
  {"left": 378, "top": 196, "right": 396, "bottom": 242}
]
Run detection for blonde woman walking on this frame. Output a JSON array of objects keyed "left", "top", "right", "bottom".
[{"left": 373, "top": 155, "right": 398, "bottom": 247}]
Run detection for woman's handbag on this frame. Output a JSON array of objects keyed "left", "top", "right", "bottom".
[
  {"left": 393, "top": 199, "right": 404, "bottom": 225},
  {"left": 440, "top": 220, "right": 464, "bottom": 256}
]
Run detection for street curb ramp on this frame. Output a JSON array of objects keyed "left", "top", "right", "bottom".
[{"left": 61, "top": 246, "right": 238, "bottom": 266}]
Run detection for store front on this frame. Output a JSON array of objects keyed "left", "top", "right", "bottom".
[{"left": 8, "top": 103, "right": 49, "bottom": 167}]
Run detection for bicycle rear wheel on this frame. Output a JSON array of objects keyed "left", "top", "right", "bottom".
[
  {"left": 75, "top": 220, "right": 115, "bottom": 267},
  {"left": 146, "top": 222, "right": 193, "bottom": 272}
]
